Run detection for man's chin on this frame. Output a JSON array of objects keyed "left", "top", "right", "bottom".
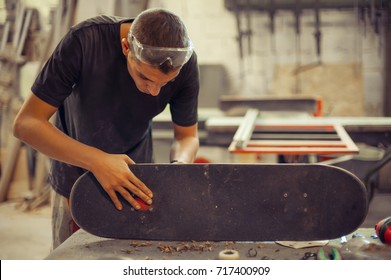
[{"left": 137, "top": 87, "right": 149, "bottom": 95}]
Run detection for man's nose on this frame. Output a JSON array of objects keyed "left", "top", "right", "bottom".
[{"left": 147, "top": 82, "right": 161, "bottom": 96}]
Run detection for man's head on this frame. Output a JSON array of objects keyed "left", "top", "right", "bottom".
[
  {"left": 122, "top": 8, "right": 193, "bottom": 96},
  {"left": 129, "top": 8, "right": 193, "bottom": 74}
]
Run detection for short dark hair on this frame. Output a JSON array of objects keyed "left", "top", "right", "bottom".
[{"left": 130, "top": 8, "right": 190, "bottom": 48}]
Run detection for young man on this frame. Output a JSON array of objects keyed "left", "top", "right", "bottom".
[{"left": 13, "top": 8, "right": 200, "bottom": 249}]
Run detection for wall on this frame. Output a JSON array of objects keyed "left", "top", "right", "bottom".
[
  {"left": 16, "top": 0, "right": 386, "bottom": 116},
  {"left": 149, "top": 0, "right": 385, "bottom": 116}
]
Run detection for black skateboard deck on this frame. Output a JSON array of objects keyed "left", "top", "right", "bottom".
[{"left": 70, "top": 164, "right": 368, "bottom": 241}]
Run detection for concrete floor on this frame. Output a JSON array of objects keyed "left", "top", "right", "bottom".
[
  {"left": 0, "top": 200, "right": 51, "bottom": 259},
  {"left": 0, "top": 191, "right": 390, "bottom": 260}
]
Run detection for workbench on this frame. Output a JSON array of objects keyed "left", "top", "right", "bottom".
[
  {"left": 46, "top": 228, "right": 389, "bottom": 260},
  {"left": 46, "top": 106, "right": 391, "bottom": 260}
]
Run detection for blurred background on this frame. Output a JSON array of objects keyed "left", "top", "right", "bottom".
[{"left": 0, "top": 0, "right": 390, "bottom": 259}]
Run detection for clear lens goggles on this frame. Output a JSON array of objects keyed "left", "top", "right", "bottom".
[{"left": 128, "top": 32, "right": 193, "bottom": 68}]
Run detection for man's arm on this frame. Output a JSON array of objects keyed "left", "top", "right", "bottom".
[
  {"left": 13, "top": 92, "right": 153, "bottom": 210},
  {"left": 170, "top": 123, "right": 199, "bottom": 163}
]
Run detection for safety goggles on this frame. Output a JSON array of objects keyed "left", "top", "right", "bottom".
[{"left": 128, "top": 32, "right": 193, "bottom": 68}]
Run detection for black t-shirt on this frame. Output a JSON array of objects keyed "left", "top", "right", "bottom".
[{"left": 32, "top": 15, "right": 199, "bottom": 197}]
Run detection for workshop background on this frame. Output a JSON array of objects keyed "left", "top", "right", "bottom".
[{"left": 0, "top": 0, "right": 391, "bottom": 259}]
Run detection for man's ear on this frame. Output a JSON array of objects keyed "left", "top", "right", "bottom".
[{"left": 121, "top": 38, "right": 130, "bottom": 56}]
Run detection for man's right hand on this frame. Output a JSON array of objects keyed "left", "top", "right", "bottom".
[
  {"left": 89, "top": 153, "right": 153, "bottom": 211},
  {"left": 13, "top": 93, "right": 153, "bottom": 211}
]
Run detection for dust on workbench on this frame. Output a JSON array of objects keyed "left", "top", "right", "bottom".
[{"left": 120, "top": 240, "right": 243, "bottom": 255}]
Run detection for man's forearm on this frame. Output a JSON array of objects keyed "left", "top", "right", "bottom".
[
  {"left": 13, "top": 116, "right": 104, "bottom": 171},
  {"left": 169, "top": 136, "right": 199, "bottom": 163}
]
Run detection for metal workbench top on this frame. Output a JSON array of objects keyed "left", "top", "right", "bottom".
[{"left": 45, "top": 228, "right": 389, "bottom": 260}]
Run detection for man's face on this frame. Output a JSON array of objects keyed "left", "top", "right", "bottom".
[{"left": 125, "top": 51, "right": 180, "bottom": 96}]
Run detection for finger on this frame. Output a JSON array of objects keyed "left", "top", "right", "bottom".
[
  {"left": 117, "top": 187, "right": 151, "bottom": 211},
  {"left": 106, "top": 190, "right": 123, "bottom": 211},
  {"left": 127, "top": 172, "right": 153, "bottom": 199},
  {"left": 122, "top": 156, "right": 152, "bottom": 198},
  {"left": 120, "top": 179, "right": 153, "bottom": 205},
  {"left": 123, "top": 155, "right": 135, "bottom": 165},
  {"left": 134, "top": 197, "right": 152, "bottom": 211},
  {"left": 131, "top": 186, "right": 153, "bottom": 205},
  {"left": 116, "top": 187, "right": 142, "bottom": 210},
  {"left": 134, "top": 180, "right": 153, "bottom": 200}
]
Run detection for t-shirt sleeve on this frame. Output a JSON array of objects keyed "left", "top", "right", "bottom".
[
  {"left": 169, "top": 52, "right": 200, "bottom": 127},
  {"left": 31, "top": 28, "right": 82, "bottom": 107}
]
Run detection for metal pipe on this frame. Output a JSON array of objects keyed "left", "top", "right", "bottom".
[{"left": 232, "top": 108, "right": 259, "bottom": 149}]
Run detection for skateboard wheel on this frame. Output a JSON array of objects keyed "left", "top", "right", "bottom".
[
  {"left": 134, "top": 198, "right": 152, "bottom": 211},
  {"left": 218, "top": 249, "right": 240, "bottom": 260}
]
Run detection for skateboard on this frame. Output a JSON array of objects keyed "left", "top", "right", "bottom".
[{"left": 70, "top": 164, "right": 368, "bottom": 241}]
